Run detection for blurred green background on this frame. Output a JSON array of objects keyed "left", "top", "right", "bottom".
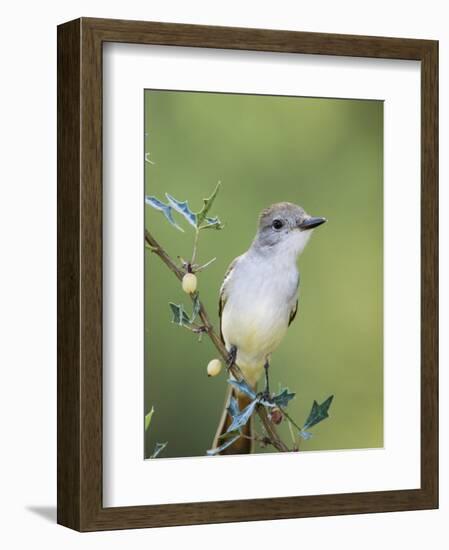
[{"left": 144, "top": 90, "right": 383, "bottom": 459}]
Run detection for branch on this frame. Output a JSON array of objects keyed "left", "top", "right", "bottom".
[{"left": 145, "top": 229, "right": 290, "bottom": 453}]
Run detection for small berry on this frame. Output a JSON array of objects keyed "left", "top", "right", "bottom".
[
  {"left": 182, "top": 273, "right": 197, "bottom": 294},
  {"left": 207, "top": 359, "right": 222, "bottom": 377}
]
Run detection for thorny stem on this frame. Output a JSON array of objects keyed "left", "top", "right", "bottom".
[
  {"left": 241, "top": 432, "right": 272, "bottom": 447},
  {"left": 195, "top": 257, "right": 217, "bottom": 272},
  {"left": 191, "top": 228, "right": 200, "bottom": 266},
  {"left": 280, "top": 407, "right": 303, "bottom": 433},
  {"left": 287, "top": 418, "right": 299, "bottom": 451},
  {"left": 145, "top": 228, "right": 290, "bottom": 453}
]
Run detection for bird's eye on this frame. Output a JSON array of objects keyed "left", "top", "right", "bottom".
[{"left": 272, "top": 219, "right": 284, "bottom": 230}]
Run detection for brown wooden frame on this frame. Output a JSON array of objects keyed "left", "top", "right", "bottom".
[{"left": 57, "top": 17, "right": 438, "bottom": 531}]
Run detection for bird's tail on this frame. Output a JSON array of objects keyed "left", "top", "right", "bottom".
[{"left": 212, "top": 384, "right": 255, "bottom": 455}]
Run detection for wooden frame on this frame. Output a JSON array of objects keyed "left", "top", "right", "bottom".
[{"left": 57, "top": 17, "right": 438, "bottom": 531}]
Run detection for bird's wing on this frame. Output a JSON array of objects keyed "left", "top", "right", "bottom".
[
  {"left": 218, "top": 255, "right": 241, "bottom": 343},
  {"left": 288, "top": 299, "right": 299, "bottom": 326}
]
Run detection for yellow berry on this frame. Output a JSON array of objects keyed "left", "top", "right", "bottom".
[
  {"left": 182, "top": 273, "right": 197, "bottom": 294},
  {"left": 207, "top": 359, "right": 222, "bottom": 377}
]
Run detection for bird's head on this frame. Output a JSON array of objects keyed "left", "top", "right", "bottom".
[{"left": 254, "top": 202, "right": 326, "bottom": 257}]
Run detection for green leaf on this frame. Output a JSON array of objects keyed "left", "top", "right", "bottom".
[
  {"left": 150, "top": 441, "right": 167, "bottom": 459},
  {"left": 197, "top": 182, "right": 221, "bottom": 227},
  {"left": 299, "top": 430, "right": 313, "bottom": 440},
  {"left": 146, "top": 184, "right": 223, "bottom": 231},
  {"left": 191, "top": 293, "right": 201, "bottom": 322},
  {"left": 226, "top": 399, "right": 258, "bottom": 433},
  {"left": 303, "top": 395, "right": 334, "bottom": 430},
  {"left": 145, "top": 406, "right": 154, "bottom": 432},
  {"left": 145, "top": 196, "right": 184, "bottom": 232},
  {"left": 207, "top": 434, "right": 240, "bottom": 456},
  {"left": 165, "top": 194, "right": 197, "bottom": 227},
  {"left": 227, "top": 396, "right": 240, "bottom": 418},
  {"left": 272, "top": 388, "right": 296, "bottom": 408},
  {"left": 169, "top": 302, "right": 192, "bottom": 326},
  {"left": 227, "top": 379, "right": 257, "bottom": 401},
  {"left": 200, "top": 216, "right": 224, "bottom": 230}
]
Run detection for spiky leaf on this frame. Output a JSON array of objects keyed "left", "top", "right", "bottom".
[
  {"left": 272, "top": 388, "right": 296, "bottom": 408},
  {"left": 226, "top": 399, "right": 258, "bottom": 433},
  {"left": 146, "top": 184, "right": 223, "bottom": 231},
  {"left": 191, "top": 293, "right": 201, "bottom": 322},
  {"left": 303, "top": 395, "right": 334, "bottom": 430},
  {"left": 145, "top": 196, "right": 184, "bottom": 232},
  {"left": 200, "top": 216, "right": 224, "bottom": 230},
  {"left": 150, "top": 441, "right": 167, "bottom": 459},
  {"left": 197, "top": 182, "right": 221, "bottom": 228},
  {"left": 169, "top": 303, "right": 191, "bottom": 326},
  {"left": 227, "top": 379, "right": 257, "bottom": 400},
  {"left": 165, "top": 194, "right": 197, "bottom": 227},
  {"left": 227, "top": 396, "right": 240, "bottom": 418},
  {"left": 299, "top": 430, "right": 313, "bottom": 441},
  {"left": 145, "top": 406, "right": 154, "bottom": 431}
]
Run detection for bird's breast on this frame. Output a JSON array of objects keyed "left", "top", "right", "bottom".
[{"left": 221, "top": 258, "right": 298, "bottom": 384}]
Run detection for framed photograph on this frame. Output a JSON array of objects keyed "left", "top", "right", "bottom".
[{"left": 57, "top": 17, "right": 438, "bottom": 531}]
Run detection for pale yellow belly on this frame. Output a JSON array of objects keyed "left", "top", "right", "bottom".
[{"left": 221, "top": 300, "right": 289, "bottom": 387}]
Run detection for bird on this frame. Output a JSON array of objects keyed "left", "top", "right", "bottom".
[{"left": 212, "top": 202, "right": 326, "bottom": 454}]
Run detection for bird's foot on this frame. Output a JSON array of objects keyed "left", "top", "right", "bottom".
[{"left": 226, "top": 345, "right": 237, "bottom": 369}]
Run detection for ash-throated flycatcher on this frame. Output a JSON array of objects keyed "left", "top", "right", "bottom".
[{"left": 213, "top": 202, "right": 326, "bottom": 454}]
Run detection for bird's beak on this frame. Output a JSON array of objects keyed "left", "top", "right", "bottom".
[{"left": 298, "top": 216, "right": 327, "bottom": 230}]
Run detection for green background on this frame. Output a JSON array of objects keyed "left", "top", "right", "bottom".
[{"left": 144, "top": 90, "right": 383, "bottom": 459}]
